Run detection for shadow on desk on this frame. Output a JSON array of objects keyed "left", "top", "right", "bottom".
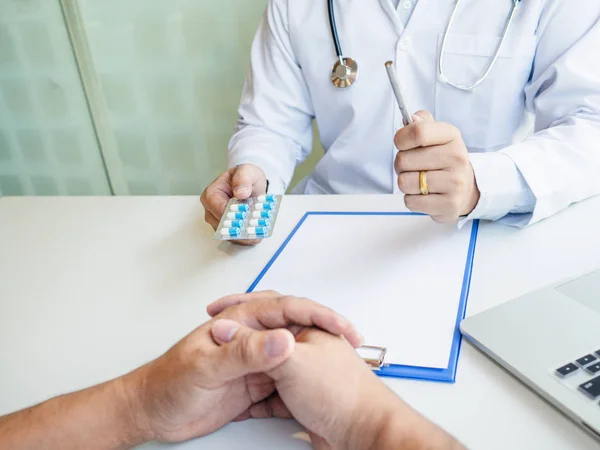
[
  {"left": 140, "top": 209, "right": 259, "bottom": 298},
  {"left": 136, "top": 418, "right": 310, "bottom": 449}
]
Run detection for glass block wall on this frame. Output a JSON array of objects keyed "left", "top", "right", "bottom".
[
  {"left": 77, "top": 0, "right": 270, "bottom": 195},
  {"left": 0, "top": 0, "right": 322, "bottom": 196},
  {"left": 0, "top": 0, "right": 111, "bottom": 195}
]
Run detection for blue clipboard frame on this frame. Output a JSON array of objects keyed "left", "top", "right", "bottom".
[{"left": 247, "top": 212, "right": 479, "bottom": 383}]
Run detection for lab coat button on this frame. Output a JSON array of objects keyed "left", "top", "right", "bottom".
[
  {"left": 403, "top": 0, "right": 413, "bottom": 9},
  {"left": 398, "top": 37, "right": 412, "bottom": 51}
]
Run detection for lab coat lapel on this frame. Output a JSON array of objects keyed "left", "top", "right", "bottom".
[
  {"left": 379, "top": 0, "right": 404, "bottom": 35},
  {"left": 402, "top": 0, "right": 433, "bottom": 37}
]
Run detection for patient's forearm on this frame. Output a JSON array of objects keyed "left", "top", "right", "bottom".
[{"left": 0, "top": 377, "right": 143, "bottom": 450}]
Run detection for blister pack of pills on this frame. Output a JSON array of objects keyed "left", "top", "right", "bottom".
[{"left": 213, "top": 195, "right": 282, "bottom": 240}]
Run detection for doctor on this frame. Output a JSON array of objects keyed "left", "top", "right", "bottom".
[{"left": 201, "top": 0, "right": 600, "bottom": 233}]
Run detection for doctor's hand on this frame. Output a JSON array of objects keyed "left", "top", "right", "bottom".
[
  {"left": 394, "top": 111, "right": 481, "bottom": 223},
  {"left": 123, "top": 291, "right": 362, "bottom": 444},
  {"left": 200, "top": 164, "right": 267, "bottom": 246},
  {"left": 212, "top": 327, "right": 464, "bottom": 450}
]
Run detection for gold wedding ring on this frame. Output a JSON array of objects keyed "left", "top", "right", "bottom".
[{"left": 419, "top": 171, "right": 429, "bottom": 195}]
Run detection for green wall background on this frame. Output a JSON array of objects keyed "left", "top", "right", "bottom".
[
  {"left": 0, "top": 0, "right": 111, "bottom": 195},
  {"left": 0, "top": 0, "right": 322, "bottom": 196}
]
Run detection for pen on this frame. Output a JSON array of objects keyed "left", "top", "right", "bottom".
[{"left": 384, "top": 61, "right": 413, "bottom": 127}]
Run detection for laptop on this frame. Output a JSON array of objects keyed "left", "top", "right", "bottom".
[{"left": 460, "top": 268, "right": 600, "bottom": 441}]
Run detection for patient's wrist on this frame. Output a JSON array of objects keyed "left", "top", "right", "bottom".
[
  {"left": 115, "top": 368, "right": 153, "bottom": 447},
  {"left": 375, "top": 405, "right": 466, "bottom": 450}
]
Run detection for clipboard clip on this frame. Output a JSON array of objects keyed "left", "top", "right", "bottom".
[{"left": 358, "top": 345, "right": 387, "bottom": 370}]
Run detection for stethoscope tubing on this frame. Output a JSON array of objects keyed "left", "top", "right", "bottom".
[
  {"left": 327, "top": 0, "right": 523, "bottom": 91},
  {"left": 438, "top": 0, "right": 522, "bottom": 90}
]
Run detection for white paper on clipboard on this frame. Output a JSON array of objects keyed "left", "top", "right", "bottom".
[{"left": 249, "top": 213, "right": 475, "bottom": 369}]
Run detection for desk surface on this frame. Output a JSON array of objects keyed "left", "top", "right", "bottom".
[{"left": 1, "top": 195, "right": 599, "bottom": 449}]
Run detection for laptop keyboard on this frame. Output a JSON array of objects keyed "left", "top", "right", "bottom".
[
  {"left": 554, "top": 350, "right": 600, "bottom": 402},
  {"left": 585, "top": 362, "right": 600, "bottom": 375}
]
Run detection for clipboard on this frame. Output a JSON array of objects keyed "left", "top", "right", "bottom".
[{"left": 247, "top": 212, "right": 479, "bottom": 383}]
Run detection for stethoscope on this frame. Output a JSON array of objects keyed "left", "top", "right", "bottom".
[
  {"left": 328, "top": 0, "right": 523, "bottom": 90},
  {"left": 328, "top": 0, "right": 359, "bottom": 88}
]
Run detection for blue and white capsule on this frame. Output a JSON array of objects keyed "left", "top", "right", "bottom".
[
  {"left": 223, "top": 220, "right": 244, "bottom": 228},
  {"left": 249, "top": 218, "right": 270, "bottom": 227},
  {"left": 220, "top": 227, "right": 241, "bottom": 237},
  {"left": 257, "top": 195, "right": 277, "bottom": 203},
  {"left": 246, "top": 227, "right": 267, "bottom": 236},
  {"left": 253, "top": 202, "right": 274, "bottom": 211},
  {"left": 251, "top": 210, "right": 272, "bottom": 219},
  {"left": 230, "top": 203, "right": 249, "bottom": 212},
  {"left": 226, "top": 212, "right": 247, "bottom": 220}
]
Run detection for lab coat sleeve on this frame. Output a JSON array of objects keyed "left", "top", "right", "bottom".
[
  {"left": 463, "top": 1, "right": 600, "bottom": 228},
  {"left": 227, "top": 0, "right": 315, "bottom": 194}
]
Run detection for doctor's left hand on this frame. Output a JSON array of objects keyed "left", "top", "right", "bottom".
[{"left": 394, "top": 111, "right": 480, "bottom": 223}]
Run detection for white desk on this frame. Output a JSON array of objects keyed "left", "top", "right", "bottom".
[{"left": 1, "top": 195, "right": 599, "bottom": 449}]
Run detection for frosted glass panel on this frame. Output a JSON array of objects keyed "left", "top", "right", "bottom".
[
  {"left": 78, "top": 0, "right": 271, "bottom": 195},
  {"left": 0, "top": 0, "right": 111, "bottom": 196}
]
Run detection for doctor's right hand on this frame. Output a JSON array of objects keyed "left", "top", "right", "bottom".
[{"left": 200, "top": 164, "right": 267, "bottom": 246}]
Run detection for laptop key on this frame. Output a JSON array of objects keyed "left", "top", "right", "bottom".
[
  {"left": 586, "top": 363, "right": 600, "bottom": 375},
  {"left": 579, "top": 376, "right": 600, "bottom": 399},
  {"left": 556, "top": 363, "right": 579, "bottom": 378},
  {"left": 595, "top": 350, "right": 600, "bottom": 358},
  {"left": 576, "top": 354, "right": 597, "bottom": 366}
]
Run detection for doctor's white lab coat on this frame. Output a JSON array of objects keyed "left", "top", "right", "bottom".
[{"left": 228, "top": 0, "right": 600, "bottom": 227}]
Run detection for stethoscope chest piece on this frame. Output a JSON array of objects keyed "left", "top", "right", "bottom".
[{"left": 330, "top": 57, "right": 359, "bottom": 88}]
